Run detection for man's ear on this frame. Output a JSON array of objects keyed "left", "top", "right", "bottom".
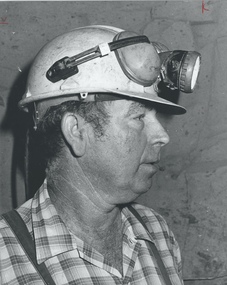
[{"left": 61, "top": 112, "right": 87, "bottom": 157}]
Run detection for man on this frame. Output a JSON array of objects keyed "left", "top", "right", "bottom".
[{"left": 0, "top": 25, "right": 201, "bottom": 284}]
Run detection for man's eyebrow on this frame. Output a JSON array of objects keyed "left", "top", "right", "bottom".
[{"left": 126, "top": 101, "right": 153, "bottom": 117}]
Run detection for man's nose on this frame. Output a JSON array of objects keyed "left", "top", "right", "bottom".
[{"left": 148, "top": 117, "right": 170, "bottom": 147}]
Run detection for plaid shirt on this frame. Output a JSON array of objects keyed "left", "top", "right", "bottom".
[{"left": 0, "top": 181, "right": 183, "bottom": 285}]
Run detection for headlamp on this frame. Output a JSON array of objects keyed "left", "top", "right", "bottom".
[
  {"left": 46, "top": 31, "right": 201, "bottom": 94},
  {"left": 157, "top": 49, "right": 201, "bottom": 93}
]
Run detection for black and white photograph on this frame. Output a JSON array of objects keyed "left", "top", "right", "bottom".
[{"left": 0, "top": 1, "right": 226, "bottom": 284}]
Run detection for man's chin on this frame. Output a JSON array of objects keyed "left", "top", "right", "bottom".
[{"left": 133, "top": 180, "right": 153, "bottom": 197}]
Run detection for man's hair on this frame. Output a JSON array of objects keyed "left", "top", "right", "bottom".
[{"left": 31, "top": 100, "right": 111, "bottom": 171}]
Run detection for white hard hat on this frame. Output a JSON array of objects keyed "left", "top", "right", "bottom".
[{"left": 19, "top": 25, "right": 187, "bottom": 118}]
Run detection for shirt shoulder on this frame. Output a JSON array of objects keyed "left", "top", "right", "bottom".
[
  {"left": 0, "top": 215, "right": 9, "bottom": 231},
  {"left": 0, "top": 198, "right": 33, "bottom": 235}
]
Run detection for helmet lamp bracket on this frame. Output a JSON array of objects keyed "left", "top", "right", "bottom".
[{"left": 46, "top": 56, "right": 79, "bottom": 83}]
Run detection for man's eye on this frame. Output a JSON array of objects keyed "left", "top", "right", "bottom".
[{"left": 135, "top": 114, "right": 145, "bottom": 120}]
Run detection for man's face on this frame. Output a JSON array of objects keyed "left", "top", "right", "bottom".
[{"left": 81, "top": 99, "right": 170, "bottom": 205}]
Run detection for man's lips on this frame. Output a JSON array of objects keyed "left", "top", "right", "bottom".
[{"left": 142, "top": 160, "right": 165, "bottom": 171}]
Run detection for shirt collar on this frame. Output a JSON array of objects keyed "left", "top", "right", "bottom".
[{"left": 121, "top": 205, "right": 155, "bottom": 243}]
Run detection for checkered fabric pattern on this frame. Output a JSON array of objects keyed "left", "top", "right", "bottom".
[{"left": 0, "top": 181, "right": 184, "bottom": 284}]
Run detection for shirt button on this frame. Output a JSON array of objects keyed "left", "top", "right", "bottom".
[{"left": 128, "top": 238, "right": 135, "bottom": 246}]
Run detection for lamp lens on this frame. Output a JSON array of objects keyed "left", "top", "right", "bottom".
[{"left": 191, "top": 56, "right": 201, "bottom": 90}]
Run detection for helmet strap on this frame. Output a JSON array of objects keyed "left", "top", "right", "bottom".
[{"left": 32, "top": 102, "right": 39, "bottom": 131}]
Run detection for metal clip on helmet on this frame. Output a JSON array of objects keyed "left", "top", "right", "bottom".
[{"left": 19, "top": 25, "right": 201, "bottom": 126}]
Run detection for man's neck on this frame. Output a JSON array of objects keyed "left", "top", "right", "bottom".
[{"left": 47, "top": 171, "right": 124, "bottom": 274}]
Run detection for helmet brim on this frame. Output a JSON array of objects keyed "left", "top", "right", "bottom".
[
  {"left": 104, "top": 88, "right": 186, "bottom": 115},
  {"left": 19, "top": 88, "right": 186, "bottom": 116}
]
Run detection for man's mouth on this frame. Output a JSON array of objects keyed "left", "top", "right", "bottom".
[{"left": 144, "top": 160, "right": 165, "bottom": 171}]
